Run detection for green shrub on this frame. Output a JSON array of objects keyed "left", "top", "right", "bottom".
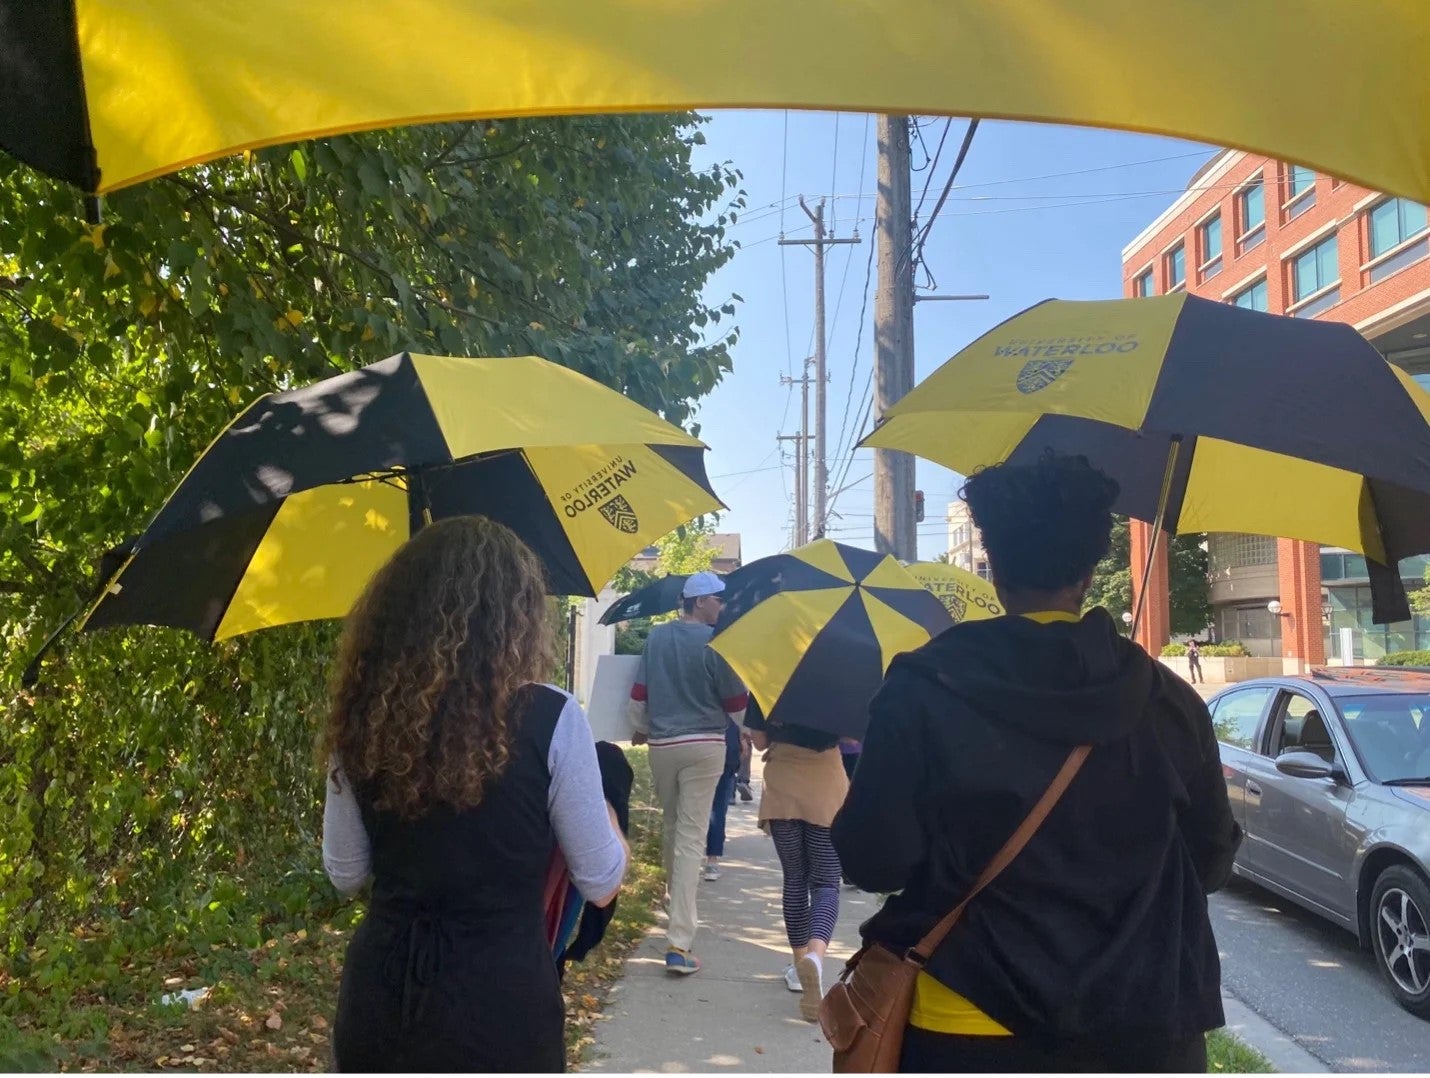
[
  {"left": 1161, "top": 643, "right": 1188, "bottom": 657},
  {"left": 1203, "top": 641, "right": 1251, "bottom": 657},
  {"left": 1379, "top": 650, "right": 1430, "bottom": 667}
]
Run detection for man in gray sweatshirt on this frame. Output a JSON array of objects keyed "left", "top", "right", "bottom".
[{"left": 628, "top": 571, "right": 748, "bottom": 975}]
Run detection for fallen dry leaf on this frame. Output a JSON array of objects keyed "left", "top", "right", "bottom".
[
  {"left": 265, "top": 1013, "right": 283, "bottom": 1031},
  {"left": 311, "top": 1015, "right": 329, "bottom": 1030},
  {"left": 754, "top": 1046, "right": 765, "bottom": 1055},
  {"left": 219, "top": 1028, "right": 240, "bottom": 1045}
]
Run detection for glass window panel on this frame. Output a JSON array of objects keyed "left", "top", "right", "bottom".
[
  {"left": 1202, "top": 215, "right": 1222, "bottom": 261},
  {"left": 1233, "top": 278, "right": 1268, "bottom": 311},
  {"left": 1289, "top": 165, "right": 1315, "bottom": 199},
  {"left": 1135, "top": 269, "right": 1155, "bottom": 297},
  {"left": 1211, "top": 686, "right": 1275, "bottom": 749},
  {"left": 1168, "top": 245, "right": 1186, "bottom": 287},
  {"left": 1371, "top": 199, "right": 1402, "bottom": 256},
  {"left": 1369, "top": 237, "right": 1428, "bottom": 283},
  {"left": 1370, "top": 198, "right": 1429, "bottom": 257},
  {"left": 1241, "top": 181, "right": 1265, "bottom": 232}
]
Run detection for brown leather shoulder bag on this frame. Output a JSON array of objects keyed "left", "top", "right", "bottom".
[{"left": 818, "top": 744, "right": 1091, "bottom": 1072}]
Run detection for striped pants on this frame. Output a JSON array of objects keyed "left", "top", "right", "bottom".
[{"left": 768, "top": 819, "right": 842, "bottom": 949}]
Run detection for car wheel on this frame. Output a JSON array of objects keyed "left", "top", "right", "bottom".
[{"left": 1371, "top": 864, "right": 1430, "bottom": 1020}]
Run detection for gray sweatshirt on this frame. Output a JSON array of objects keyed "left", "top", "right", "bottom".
[{"left": 629, "top": 620, "right": 748, "bottom": 745}]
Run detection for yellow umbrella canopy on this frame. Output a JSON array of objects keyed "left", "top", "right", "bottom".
[
  {"left": 862, "top": 295, "right": 1430, "bottom": 622},
  {"left": 6, "top": 1, "right": 1429, "bottom": 204},
  {"left": 709, "top": 540, "right": 953, "bottom": 738},
  {"left": 906, "top": 561, "right": 1004, "bottom": 624},
  {"left": 81, "top": 353, "right": 723, "bottom": 640}
]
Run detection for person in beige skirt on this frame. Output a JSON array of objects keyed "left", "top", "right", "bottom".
[{"left": 744, "top": 699, "right": 849, "bottom": 1022}]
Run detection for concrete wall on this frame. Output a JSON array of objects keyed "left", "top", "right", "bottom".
[{"left": 573, "top": 589, "right": 619, "bottom": 706}]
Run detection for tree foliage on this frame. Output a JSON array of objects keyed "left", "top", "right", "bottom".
[
  {"left": 0, "top": 114, "right": 743, "bottom": 1010},
  {"left": 611, "top": 517, "right": 720, "bottom": 654},
  {"left": 1085, "top": 518, "right": 1212, "bottom": 636}
]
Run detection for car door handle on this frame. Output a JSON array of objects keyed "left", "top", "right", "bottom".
[{"left": 1246, "top": 781, "right": 1262, "bottom": 797}]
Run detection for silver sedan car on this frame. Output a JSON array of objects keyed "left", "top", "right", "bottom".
[{"left": 1210, "top": 668, "right": 1430, "bottom": 1020}]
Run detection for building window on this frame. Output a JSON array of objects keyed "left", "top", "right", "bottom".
[
  {"left": 1237, "top": 178, "right": 1266, "bottom": 252},
  {"left": 1290, "top": 235, "right": 1340, "bottom": 317},
  {"left": 1232, "top": 277, "right": 1269, "bottom": 312},
  {"left": 1133, "top": 268, "right": 1155, "bottom": 298},
  {"left": 1367, "top": 198, "right": 1429, "bottom": 283},
  {"left": 1285, "top": 164, "right": 1316, "bottom": 218},
  {"left": 1166, "top": 244, "right": 1186, "bottom": 291},
  {"left": 1208, "top": 533, "right": 1278, "bottom": 572},
  {"left": 1199, "top": 213, "right": 1223, "bottom": 280}
]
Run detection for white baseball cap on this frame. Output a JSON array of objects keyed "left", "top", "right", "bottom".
[{"left": 681, "top": 571, "right": 726, "bottom": 599}]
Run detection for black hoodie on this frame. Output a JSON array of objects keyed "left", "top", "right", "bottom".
[{"left": 831, "top": 608, "right": 1241, "bottom": 1049}]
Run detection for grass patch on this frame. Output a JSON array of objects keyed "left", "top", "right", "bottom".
[
  {"left": 0, "top": 747, "right": 663, "bottom": 1073},
  {"left": 1207, "top": 1028, "right": 1277, "bottom": 1073}
]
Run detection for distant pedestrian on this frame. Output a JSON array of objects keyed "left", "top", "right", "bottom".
[
  {"left": 703, "top": 717, "right": 743, "bottom": 880},
  {"left": 745, "top": 699, "right": 849, "bottom": 1024},
  {"left": 1188, "top": 639, "right": 1203, "bottom": 684},
  {"left": 736, "top": 733, "right": 755, "bottom": 801},
  {"left": 628, "top": 571, "right": 749, "bottom": 976}
]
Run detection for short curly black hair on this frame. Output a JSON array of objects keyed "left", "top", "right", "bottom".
[{"left": 960, "top": 451, "right": 1120, "bottom": 593}]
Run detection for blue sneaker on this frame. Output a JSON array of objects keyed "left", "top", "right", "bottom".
[{"left": 665, "top": 948, "right": 701, "bottom": 975}]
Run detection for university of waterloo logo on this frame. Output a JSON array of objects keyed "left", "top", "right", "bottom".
[
  {"left": 994, "top": 331, "right": 1141, "bottom": 395},
  {"left": 1016, "top": 359, "right": 1073, "bottom": 395},
  {"left": 943, "top": 591, "right": 968, "bottom": 621},
  {"left": 598, "top": 495, "right": 640, "bottom": 534},
  {"left": 562, "top": 455, "right": 641, "bottom": 533}
]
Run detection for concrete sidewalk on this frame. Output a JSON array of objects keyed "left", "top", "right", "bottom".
[{"left": 585, "top": 783, "right": 866, "bottom": 1073}]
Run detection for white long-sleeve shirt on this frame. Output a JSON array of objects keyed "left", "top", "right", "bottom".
[{"left": 322, "top": 688, "right": 626, "bottom": 900}]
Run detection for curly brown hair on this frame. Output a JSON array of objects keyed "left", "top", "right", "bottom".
[{"left": 320, "top": 515, "right": 554, "bottom": 820}]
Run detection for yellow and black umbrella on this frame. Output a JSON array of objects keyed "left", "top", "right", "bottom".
[
  {"left": 862, "top": 295, "right": 1430, "bottom": 622},
  {"left": 5, "top": 2, "right": 1428, "bottom": 206},
  {"left": 709, "top": 540, "right": 953, "bottom": 739},
  {"left": 81, "top": 352, "right": 723, "bottom": 641},
  {"left": 906, "top": 561, "right": 1004, "bottom": 624}
]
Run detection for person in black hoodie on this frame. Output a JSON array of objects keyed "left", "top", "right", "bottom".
[{"left": 831, "top": 451, "right": 1241, "bottom": 1073}]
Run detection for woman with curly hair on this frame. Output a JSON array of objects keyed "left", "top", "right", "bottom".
[
  {"left": 833, "top": 452, "right": 1240, "bottom": 1072},
  {"left": 320, "top": 516, "right": 627, "bottom": 1072}
]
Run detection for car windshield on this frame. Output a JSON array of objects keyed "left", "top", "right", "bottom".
[{"left": 1336, "top": 693, "right": 1430, "bottom": 783}]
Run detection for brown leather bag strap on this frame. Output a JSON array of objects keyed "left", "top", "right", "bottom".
[{"left": 908, "top": 744, "right": 1091, "bottom": 963}]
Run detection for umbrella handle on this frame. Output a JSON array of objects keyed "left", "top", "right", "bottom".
[{"left": 1129, "top": 436, "right": 1183, "bottom": 642}]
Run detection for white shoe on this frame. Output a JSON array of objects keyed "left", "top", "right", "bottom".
[
  {"left": 702, "top": 863, "right": 721, "bottom": 882},
  {"left": 796, "top": 955, "right": 824, "bottom": 1022},
  {"left": 783, "top": 965, "right": 802, "bottom": 992}
]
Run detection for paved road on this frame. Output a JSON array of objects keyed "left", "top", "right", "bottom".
[{"left": 1212, "top": 878, "right": 1430, "bottom": 1072}]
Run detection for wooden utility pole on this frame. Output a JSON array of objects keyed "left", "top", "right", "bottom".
[
  {"left": 873, "top": 116, "right": 916, "bottom": 561},
  {"left": 778, "top": 362, "right": 813, "bottom": 545},
  {"left": 781, "top": 198, "right": 859, "bottom": 540}
]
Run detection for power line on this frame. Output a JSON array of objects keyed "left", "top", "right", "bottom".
[
  {"left": 830, "top": 207, "right": 877, "bottom": 479},
  {"left": 913, "top": 118, "right": 953, "bottom": 223},
  {"left": 910, "top": 118, "right": 980, "bottom": 273},
  {"left": 829, "top": 113, "right": 841, "bottom": 234},
  {"left": 779, "top": 110, "right": 793, "bottom": 376}
]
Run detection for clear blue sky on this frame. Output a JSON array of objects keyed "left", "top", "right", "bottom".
[{"left": 686, "top": 111, "right": 1216, "bottom": 562}]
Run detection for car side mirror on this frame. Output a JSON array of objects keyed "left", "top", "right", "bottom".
[{"left": 1275, "top": 750, "right": 1336, "bottom": 780}]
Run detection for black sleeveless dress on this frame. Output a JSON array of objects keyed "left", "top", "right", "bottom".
[{"left": 333, "top": 685, "right": 568, "bottom": 1072}]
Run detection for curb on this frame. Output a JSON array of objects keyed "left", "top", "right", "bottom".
[{"left": 1221, "top": 989, "right": 1329, "bottom": 1073}]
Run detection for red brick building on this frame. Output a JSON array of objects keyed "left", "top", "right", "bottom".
[{"left": 1122, "top": 149, "right": 1430, "bottom": 668}]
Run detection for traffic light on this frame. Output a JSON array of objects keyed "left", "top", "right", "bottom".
[{"left": 914, "top": 489, "right": 925, "bottom": 524}]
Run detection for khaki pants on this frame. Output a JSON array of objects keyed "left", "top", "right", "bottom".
[{"left": 650, "top": 740, "right": 726, "bottom": 952}]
